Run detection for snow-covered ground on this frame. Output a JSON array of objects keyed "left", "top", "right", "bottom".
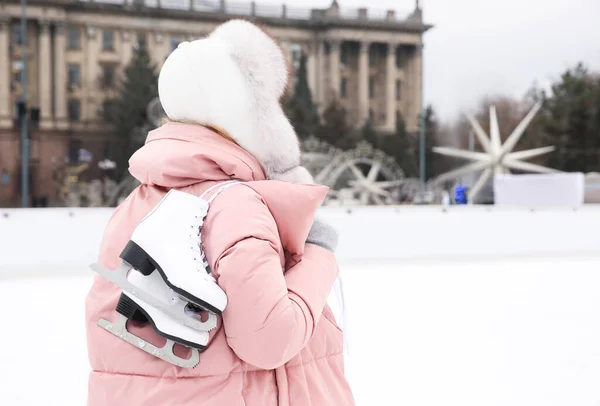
[{"left": 2, "top": 256, "right": 600, "bottom": 406}]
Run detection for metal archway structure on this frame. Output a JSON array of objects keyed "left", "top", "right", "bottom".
[{"left": 301, "top": 138, "right": 406, "bottom": 206}]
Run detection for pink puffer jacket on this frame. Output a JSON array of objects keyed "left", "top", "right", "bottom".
[{"left": 85, "top": 122, "right": 355, "bottom": 406}]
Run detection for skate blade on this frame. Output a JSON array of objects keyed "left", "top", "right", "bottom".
[
  {"left": 91, "top": 262, "right": 218, "bottom": 332},
  {"left": 97, "top": 315, "right": 200, "bottom": 369}
]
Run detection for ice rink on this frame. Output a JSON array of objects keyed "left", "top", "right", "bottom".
[{"left": 2, "top": 255, "right": 600, "bottom": 406}]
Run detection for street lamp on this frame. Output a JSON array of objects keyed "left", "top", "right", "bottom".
[
  {"left": 416, "top": 0, "right": 426, "bottom": 204},
  {"left": 19, "top": 0, "right": 29, "bottom": 208},
  {"left": 418, "top": 42, "right": 426, "bottom": 204}
]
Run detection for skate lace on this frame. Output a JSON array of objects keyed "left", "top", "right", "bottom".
[
  {"left": 190, "top": 214, "right": 212, "bottom": 278},
  {"left": 193, "top": 180, "right": 241, "bottom": 280}
]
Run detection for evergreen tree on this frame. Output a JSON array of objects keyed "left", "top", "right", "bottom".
[
  {"left": 358, "top": 111, "right": 420, "bottom": 178},
  {"left": 360, "top": 116, "right": 379, "bottom": 147},
  {"left": 318, "top": 98, "right": 356, "bottom": 149},
  {"left": 423, "top": 105, "right": 438, "bottom": 180},
  {"left": 393, "top": 112, "right": 419, "bottom": 178},
  {"left": 102, "top": 38, "right": 158, "bottom": 180},
  {"left": 415, "top": 105, "right": 448, "bottom": 180},
  {"left": 540, "top": 63, "right": 600, "bottom": 172},
  {"left": 284, "top": 53, "right": 320, "bottom": 139}
]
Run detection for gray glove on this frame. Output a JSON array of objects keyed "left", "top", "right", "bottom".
[{"left": 306, "top": 219, "right": 339, "bottom": 252}]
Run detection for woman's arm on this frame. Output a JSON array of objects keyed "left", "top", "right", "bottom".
[{"left": 202, "top": 186, "right": 338, "bottom": 370}]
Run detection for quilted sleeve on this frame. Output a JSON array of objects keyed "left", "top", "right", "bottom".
[{"left": 202, "top": 186, "right": 338, "bottom": 370}]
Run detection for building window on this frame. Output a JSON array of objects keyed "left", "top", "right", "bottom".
[
  {"left": 68, "top": 64, "right": 80, "bottom": 90},
  {"left": 68, "top": 99, "right": 81, "bottom": 121},
  {"left": 67, "top": 138, "right": 83, "bottom": 164},
  {"left": 134, "top": 32, "right": 147, "bottom": 49},
  {"left": 11, "top": 70, "right": 21, "bottom": 92},
  {"left": 1, "top": 170, "right": 10, "bottom": 186},
  {"left": 396, "top": 110, "right": 403, "bottom": 126},
  {"left": 395, "top": 47, "right": 403, "bottom": 69},
  {"left": 291, "top": 43, "right": 302, "bottom": 71},
  {"left": 369, "top": 76, "right": 375, "bottom": 99},
  {"left": 11, "top": 24, "right": 22, "bottom": 46},
  {"left": 395, "top": 79, "right": 402, "bottom": 101},
  {"left": 340, "top": 44, "right": 349, "bottom": 66},
  {"left": 100, "top": 100, "right": 116, "bottom": 121},
  {"left": 67, "top": 26, "right": 80, "bottom": 50},
  {"left": 102, "top": 30, "right": 115, "bottom": 51},
  {"left": 369, "top": 47, "right": 377, "bottom": 67},
  {"left": 170, "top": 36, "right": 181, "bottom": 52},
  {"left": 11, "top": 61, "right": 23, "bottom": 91},
  {"left": 100, "top": 64, "right": 116, "bottom": 89},
  {"left": 340, "top": 77, "right": 347, "bottom": 99}
]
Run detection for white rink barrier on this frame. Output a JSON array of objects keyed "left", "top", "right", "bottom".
[{"left": 1, "top": 205, "right": 600, "bottom": 274}]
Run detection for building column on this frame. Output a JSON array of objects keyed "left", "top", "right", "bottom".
[
  {"left": 306, "top": 41, "right": 317, "bottom": 101},
  {"left": 357, "top": 41, "right": 370, "bottom": 125},
  {"left": 0, "top": 19, "right": 11, "bottom": 127},
  {"left": 280, "top": 40, "right": 292, "bottom": 74},
  {"left": 328, "top": 39, "right": 340, "bottom": 103},
  {"left": 54, "top": 22, "right": 67, "bottom": 129},
  {"left": 316, "top": 39, "right": 325, "bottom": 110},
  {"left": 120, "top": 30, "right": 133, "bottom": 70},
  {"left": 152, "top": 31, "right": 169, "bottom": 67},
  {"left": 84, "top": 25, "right": 99, "bottom": 122},
  {"left": 38, "top": 20, "right": 52, "bottom": 128},
  {"left": 385, "top": 42, "right": 397, "bottom": 132},
  {"left": 412, "top": 43, "right": 423, "bottom": 132}
]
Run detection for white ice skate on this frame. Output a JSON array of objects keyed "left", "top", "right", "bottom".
[
  {"left": 91, "top": 182, "right": 240, "bottom": 332},
  {"left": 97, "top": 271, "right": 210, "bottom": 368}
]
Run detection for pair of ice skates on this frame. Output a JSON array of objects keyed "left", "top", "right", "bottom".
[{"left": 91, "top": 182, "right": 240, "bottom": 368}]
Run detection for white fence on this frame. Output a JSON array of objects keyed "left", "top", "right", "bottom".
[{"left": 2, "top": 205, "right": 600, "bottom": 276}]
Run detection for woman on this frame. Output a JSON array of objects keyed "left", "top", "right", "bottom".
[{"left": 85, "top": 19, "right": 355, "bottom": 405}]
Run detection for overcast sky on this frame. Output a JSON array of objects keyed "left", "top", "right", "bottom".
[{"left": 260, "top": 0, "right": 600, "bottom": 123}]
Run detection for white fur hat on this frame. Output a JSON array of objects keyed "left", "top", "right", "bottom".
[{"left": 158, "top": 19, "right": 313, "bottom": 184}]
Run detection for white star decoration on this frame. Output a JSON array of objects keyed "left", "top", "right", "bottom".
[{"left": 433, "top": 102, "right": 559, "bottom": 202}]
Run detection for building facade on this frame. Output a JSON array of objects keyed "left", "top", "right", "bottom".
[{"left": 0, "top": 0, "right": 431, "bottom": 206}]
